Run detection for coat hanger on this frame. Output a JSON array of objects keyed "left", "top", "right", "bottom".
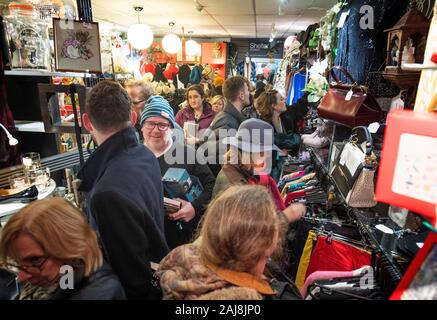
[
  {"left": 307, "top": 283, "right": 374, "bottom": 300},
  {"left": 315, "top": 228, "right": 372, "bottom": 253}
]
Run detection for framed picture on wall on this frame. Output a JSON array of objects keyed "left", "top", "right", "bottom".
[{"left": 53, "top": 18, "right": 102, "bottom": 73}]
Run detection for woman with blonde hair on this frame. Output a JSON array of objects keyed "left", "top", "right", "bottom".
[
  {"left": 157, "top": 185, "right": 293, "bottom": 300},
  {"left": 210, "top": 95, "right": 225, "bottom": 113},
  {"left": 0, "top": 198, "right": 125, "bottom": 300}
]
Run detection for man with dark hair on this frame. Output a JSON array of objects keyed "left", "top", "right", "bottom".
[
  {"left": 200, "top": 76, "right": 251, "bottom": 175},
  {"left": 79, "top": 80, "right": 169, "bottom": 300}
]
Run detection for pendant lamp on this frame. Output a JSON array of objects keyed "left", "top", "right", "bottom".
[
  {"left": 128, "top": 6, "right": 154, "bottom": 50},
  {"left": 162, "top": 22, "right": 182, "bottom": 54},
  {"left": 185, "top": 31, "right": 200, "bottom": 56}
]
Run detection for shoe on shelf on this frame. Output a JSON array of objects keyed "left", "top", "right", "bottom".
[
  {"left": 301, "top": 127, "right": 321, "bottom": 140},
  {"left": 0, "top": 185, "right": 38, "bottom": 204},
  {"left": 303, "top": 135, "right": 331, "bottom": 149}
]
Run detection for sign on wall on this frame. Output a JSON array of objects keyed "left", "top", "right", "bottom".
[{"left": 248, "top": 39, "right": 284, "bottom": 59}]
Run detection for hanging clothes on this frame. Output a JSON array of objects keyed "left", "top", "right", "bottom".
[
  {"left": 287, "top": 71, "right": 308, "bottom": 106},
  {"left": 334, "top": 0, "right": 409, "bottom": 84},
  {"left": 178, "top": 64, "right": 192, "bottom": 88},
  {"left": 274, "top": 43, "right": 300, "bottom": 96},
  {"left": 189, "top": 65, "right": 202, "bottom": 85},
  {"left": 236, "top": 61, "right": 256, "bottom": 82},
  {"left": 163, "top": 63, "right": 179, "bottom": 81},
  {"left": 153, "top": 64, "right": 166, "bottom": 82},
  {"left": 305, "top": 235, "right": 372, "bottom": 280},
  {"left": 295, "top": 230, "right": 318, "bottom": 289}
]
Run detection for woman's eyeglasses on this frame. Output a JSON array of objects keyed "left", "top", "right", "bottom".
[
  {"left": 2, "top": 256, "right": 49, "bottom": 275},
  {"left": 143, "top": 121, "right": 170, "bottom": 131}
]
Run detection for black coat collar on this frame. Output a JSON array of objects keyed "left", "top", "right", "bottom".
[
  {"left": 223, "top": 102, "right": 246, "bottom": 124},
  {"left": 78, "top": 127, "right": 139, "bottom": 192}
]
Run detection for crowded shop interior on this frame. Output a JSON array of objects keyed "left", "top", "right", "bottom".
[{"left": 0, "top": 0, "right": 436, "bottom": 302}]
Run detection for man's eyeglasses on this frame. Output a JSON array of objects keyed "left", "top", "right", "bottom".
[
  {"left": 143, "top": 121, "right": 170, "bottom": 131},
  {"left": 132, "top": 99, "right": 146, "bottom": 106},
  {"left": 2, "top": 256, "right": 49, "bottom": 275}
]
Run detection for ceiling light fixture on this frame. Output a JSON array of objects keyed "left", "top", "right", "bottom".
[
  {"left": 185, "top": 31, "right": 200, "bottom": 56},
  {"left": 127, "top": 6, "right": 154, "bottom": 50},
  {"left": 162, "top": 22, "right": 182, "bottom": 54}
]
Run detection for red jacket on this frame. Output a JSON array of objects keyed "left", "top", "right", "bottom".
[{"left": 175, "top": 103, "right": 216, "bottom": 136}]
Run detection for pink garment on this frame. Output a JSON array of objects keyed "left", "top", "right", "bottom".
[
  {"left": 301, "top": 266, "right": 371, "bottom": 297},
  {"left": 248, "top": 173, "right": 286, "bottom": 211}
]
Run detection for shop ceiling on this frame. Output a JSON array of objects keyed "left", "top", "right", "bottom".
[{"left": 92, "top": 0, "right": 337, "bottom": 39}]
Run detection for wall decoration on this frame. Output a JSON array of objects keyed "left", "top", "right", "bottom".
[{"left": 53, "top": 18, "right": 102, "bottom": 73}]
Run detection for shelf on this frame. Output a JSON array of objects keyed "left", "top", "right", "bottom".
[
  {"left": 14, "top": 121, "right": 45, "bottom": 133},
  {"left": 307, "top": 146, "right": 330, "bottom": 173},
  {"left": 4, "top": 70, "right": 98, "bottom": 78},
  {"left": 401, "top": 63, "right": 437, "bottom": 71}
]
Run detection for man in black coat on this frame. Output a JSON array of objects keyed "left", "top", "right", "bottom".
[
  {"left": 200, "top": 76, "right": 251, "bottom": 176},
  {"left": 78, "top": 81, "right": 169, "bottom": 300}
]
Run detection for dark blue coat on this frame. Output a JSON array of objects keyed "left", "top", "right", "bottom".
[{"left": 78, "top": 127, "right": 169, "bottom": 300}]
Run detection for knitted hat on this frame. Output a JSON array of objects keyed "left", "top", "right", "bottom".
[
  {"left": 213, "top": 77, "right": 224, "bottom": 88},
  {"left": 140, "top": 95, "right": 175, "bottom": 128}
]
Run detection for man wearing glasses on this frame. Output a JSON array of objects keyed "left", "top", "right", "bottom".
[
  {"left": 125, "top": 79, "right": 155, "bottom": 142},
  {"left": 78, "top": 81, "right": 169, "bottom": 300},
  {"left": 140, "top": 96, "right": 215, "bottom": 250}
]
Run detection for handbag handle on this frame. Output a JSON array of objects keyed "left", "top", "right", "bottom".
[
  {"left": 351, "top": 126, "right": 373, "bottom": 156},
  {"left": 329, "top": 66, "right": 357, "bottom": 85}
]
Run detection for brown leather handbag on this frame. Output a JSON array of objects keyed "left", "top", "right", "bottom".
[{"left": 317, "top": 66, "right": 384, "bottom": 128}]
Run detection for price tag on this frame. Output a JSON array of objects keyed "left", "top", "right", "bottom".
[
  {"left": 345, "top": 89, "right": 353, "bottom": 101},
  {"left": 337, "top": 10, "right": 350, "bottom": 28},
  {"left": 416, "top": 242, "right": 424, "bottom": 249},
  {"left": 375, "top": 224, "right": 394, "bottom": 234},
  {"left": 368, "top": 122, "right": 380, "bottom": 134},
  {"left": 390, "top": 96, "right": 404, "bottom": 111}
]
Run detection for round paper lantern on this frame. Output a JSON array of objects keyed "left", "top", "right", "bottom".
[
  {"left": 128, "top": 24, "right": 154, "bottom": 50},
  {"left": 186, "top": 39, "right": 200, "bottom": 56},
  {"left": 162, "top": 33, "right": 182, "bottom": 54}
]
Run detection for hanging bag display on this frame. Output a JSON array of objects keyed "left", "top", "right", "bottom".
[
  {"left": 330, "top": 126, "right": 378, "bottom": 208},
  {"left": 317, "top": 66, "right": 383, "bottom": 128}
]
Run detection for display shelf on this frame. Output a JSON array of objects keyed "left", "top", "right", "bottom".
[
  {"left": 0, "top": 179, "right": 57, "bottom": 219},
  {"left": 14, "top": 121, "right": 45, "bottom": 133},
  {"left": 352, "top": 212, "right": 405, "bottom": 280},
  {"left": 401, "top": 63, "right": 437, "bottom": 71},
  {"left": 4, "top": 70, "right": 98, "bottom": 78},
  {"left": 307, "top": 146, "right": 330, "bottom": 173}
]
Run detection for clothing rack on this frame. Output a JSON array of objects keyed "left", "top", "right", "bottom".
[{"left": 356, "top": 218, "right": 404, "bottom": 282}]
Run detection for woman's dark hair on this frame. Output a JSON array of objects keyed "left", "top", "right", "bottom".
[{"left": 186, "top": 85, "right": 205, "bottom": 101}]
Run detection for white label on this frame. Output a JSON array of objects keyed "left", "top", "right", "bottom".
[
  {"left": 345, "top": 89, "right": 354, "bottom": 101},
  {"left": 22, "top": 157, "right": 33, "bottom": 167},
  {"left": 392, "top": 133, "right": 437, "bottom": 204},
  {"left": 390, "top": 97, "right": 404, "bottom": 111},
  {"left": 339, "top": 143, "right": 364, "bottom": 176},
  {"left": 368, "top": 122, "right": 380, "bottom": 134},
  {"left": 375, "top": 224, "right": 394, "bottom": 234},
  {"left": 416, "top": 242, "right": 424, "bottom": 249},
  {"left": 337, "top": 10, "right": 350, "bottom": 28}
]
